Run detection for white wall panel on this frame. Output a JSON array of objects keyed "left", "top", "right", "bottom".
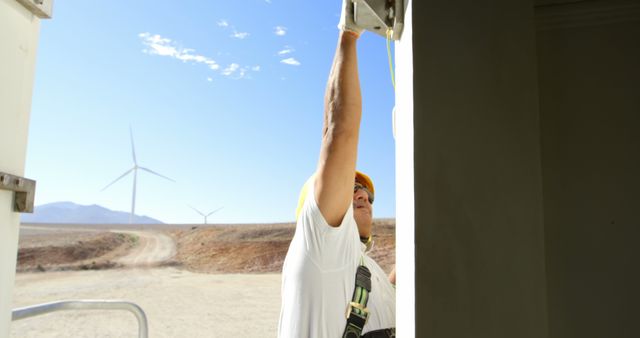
[{"left": 0, "top": 0, "right": 41, "bottom": 334}]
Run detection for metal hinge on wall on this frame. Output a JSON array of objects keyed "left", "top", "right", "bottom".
[
  {"left": 15, "top": 0, "right": 54, "bottom": 19},
  {"left": 0, "top": 172, "right": 36, "bottom": 213}
]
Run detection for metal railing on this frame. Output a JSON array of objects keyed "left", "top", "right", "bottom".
[{"left": 12, "top": 300, "right": 148, "bottom": 338}]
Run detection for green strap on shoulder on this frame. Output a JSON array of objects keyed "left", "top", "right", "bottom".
[{"left": 342, "top": 257, "right": 372, "bottom": 338}]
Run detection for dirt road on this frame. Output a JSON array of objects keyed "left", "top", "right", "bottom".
[
  {"left": 114, "top": 231, "right": 176, "bottom": 267},
  {"left": 11, "top": 228, "right": 282, "bottom": 337}
]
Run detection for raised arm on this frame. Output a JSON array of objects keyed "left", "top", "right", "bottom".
[{"left": 315, "top": 2, "right": 364, "bottom": 227}]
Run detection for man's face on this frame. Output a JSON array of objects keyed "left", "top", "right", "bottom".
[{"left": 353, "top": 180, "right": 373, "bottom": 236}]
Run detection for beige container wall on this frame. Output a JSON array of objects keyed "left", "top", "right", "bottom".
[
  {"left": 0, "top": 0, "right": 41, "bottom": 335},
  {"left": 411, "top": 0, "right": 549, "bottom": 337},
  {"left": 536, "top": 3, "right": 640, "bottom": 337}
]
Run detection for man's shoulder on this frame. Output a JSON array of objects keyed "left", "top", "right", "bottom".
[{"left": 296, "top": 175, "right": 356, "bottom": 235}]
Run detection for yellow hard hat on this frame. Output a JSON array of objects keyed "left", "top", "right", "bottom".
[
  {"left": 295, "top": 170, "right": 375, "bottom": 220},
  {"left": 355, "top": 170, "right": 375, "bottom": 197}
]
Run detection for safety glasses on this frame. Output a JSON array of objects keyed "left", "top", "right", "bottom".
[{"left": 354, "top": 182, "right": 374, "bottom": 204}]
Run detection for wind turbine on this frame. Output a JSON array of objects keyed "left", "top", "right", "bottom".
[
  {"left": 189, "top": 205, "right": 223, "bottom": 224},
  {"left": 102, "top": 128, "right": 175, "bottom": 224}
]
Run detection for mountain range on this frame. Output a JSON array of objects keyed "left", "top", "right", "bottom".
[{"left": 20, "top": 201, "right": 164, "bottom": 224}]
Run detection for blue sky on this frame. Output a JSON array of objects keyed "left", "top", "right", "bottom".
[{"left": 25, "top": 0, "right": 396, "bottom": 224}]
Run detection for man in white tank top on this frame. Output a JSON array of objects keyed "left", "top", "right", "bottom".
[{"left": 278, "top": 1, "right": 396, "bottom": 337}]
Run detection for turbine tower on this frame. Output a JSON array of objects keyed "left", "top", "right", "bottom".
[
  {"left": 189, "top": 205, "right": 223, "bottom": 224},
  {"left": 102, "top": 128, "right": 175, "bottom": 223}
]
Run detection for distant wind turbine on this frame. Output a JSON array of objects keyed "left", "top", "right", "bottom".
[
  {"left": 189, "top": 205, "right": 223, "bottom": 224},
  {"left": 102, "top": 128, "right": 175, "bottom": 224}
]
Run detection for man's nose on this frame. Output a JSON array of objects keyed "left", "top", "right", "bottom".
[{"left": 353, "top": 189, "right": 369, "bottom": 202}]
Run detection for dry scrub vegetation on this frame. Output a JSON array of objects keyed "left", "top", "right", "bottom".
[
  {"left": 169, "top": 219, "right": 396, "bottom": 274},
  {"left": 17, "top": 219, "right": 396, "bottom": 274},
  {"left": 17, "top": 232, "right": 137, "bottom": 272}
]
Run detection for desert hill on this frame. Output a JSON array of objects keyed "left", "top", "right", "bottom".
[{"left": 20, "top": 201, "right": 163, "bottom": 224}]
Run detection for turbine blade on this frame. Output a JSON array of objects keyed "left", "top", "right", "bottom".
[
  {"left": 206, "top": 206, "right": 224, "bottom": 217},
  {"left": 101, "top": 168, "right": 134, "bottom": 191},
  {"left": 139, "top": 167, "right": 175, "bottom": 182},
  {"left": 130, "top": 127, "right": 137, "bottom": 165},
  {"left": 189, "top": 205, "right": 206, "bottom": 217}
]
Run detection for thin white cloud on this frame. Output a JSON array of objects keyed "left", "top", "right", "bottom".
[
  {"left": 217, "top": 20, "right": 250, "bottom": 40},
  {"left": 222, "top": 63, "right": 240, "bottom": 76},
  {"left": 231, "top": 31, "right": 250, "bottom": 39},
  {"left": 265, "top": 0, "right": 272, "bottom": 3},
  {"left": 221, "top": 63, "right": 252, "bottom": 80},
  {"left": 139, "top": 32, "right": 257, "bottom": 81},
  {"left": 274, "top": 26, "right": 287, "bottom": 36},
  {"left": 278, "top": 46, "right": 294, "bottom": 55},
  {"left": 281, "top": 57, "right": 301, "bottom": 66},
  {"left": 138, "top": 32, "right": 219, "bottom": 70}
]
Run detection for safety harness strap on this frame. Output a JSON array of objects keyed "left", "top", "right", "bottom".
[
  {"left": 342, "top": 262, "right": 372, "bottom": 338},
  {"left": 362, "top": 328, "right": 396, "bottom": 338}
]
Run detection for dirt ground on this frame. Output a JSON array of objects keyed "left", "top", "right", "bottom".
[
  {"left": 17, "top": 230, "right": 137, "bottom": 272},
  {"left": 11, "top": 269, "right": 282, "bottom": 337},
  {"left": 11, "top": 220, "right": 395, "bottom": 337}
]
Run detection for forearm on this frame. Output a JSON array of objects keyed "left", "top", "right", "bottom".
[{"left": 323, "top": 31, "right": 362, "bottom": 137}]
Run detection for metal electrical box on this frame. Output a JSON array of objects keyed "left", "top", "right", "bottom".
[
  {"left": 15, "top": 0, "right": 54, "bottom": 19},
  {"left": 354, "top": 0, "right": 406, "bottom": 40}
]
